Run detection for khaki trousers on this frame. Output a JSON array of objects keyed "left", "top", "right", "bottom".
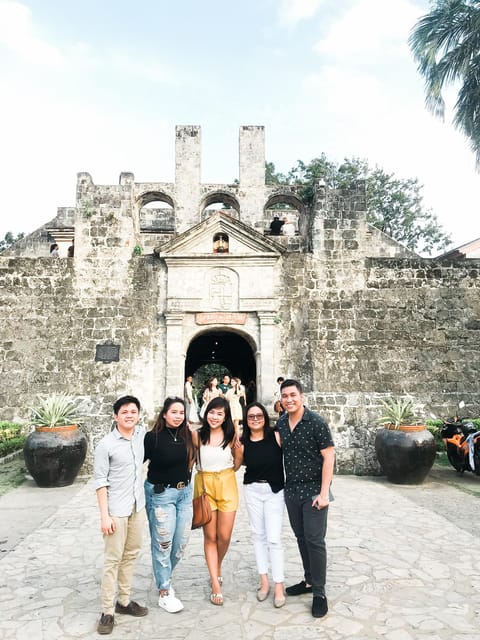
[{"left": 101, "top": 508, "right": 145, "bottom": 615}]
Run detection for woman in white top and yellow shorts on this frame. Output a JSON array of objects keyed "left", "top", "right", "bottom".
[{"left": 192, "top": 397, "right": 242, "bottom": 606}]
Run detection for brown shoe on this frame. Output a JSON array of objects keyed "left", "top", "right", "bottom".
[
  {"left": 97, "top": 613, "right": 114, "bottom": 634},
  {"left": 115, "top": 601, "right": 148, "bottom": 617}
]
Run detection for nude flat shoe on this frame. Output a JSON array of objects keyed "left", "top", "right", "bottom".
[
  {"left": 256, "top": 587, "right": 270, "bottom": 602},
  {"left": 274, "top": 594, "right": 286, "bottom": 608}
]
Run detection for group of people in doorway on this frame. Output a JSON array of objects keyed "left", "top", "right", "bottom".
[
  {"left": 93, "top": 378, "right": 335, "bottom": 635},
  {"left": 190, "top": 374, "right": 248, "bottom": 434},
  {"left": 49, "top": 239, "right": 74, "bottom": 258}
]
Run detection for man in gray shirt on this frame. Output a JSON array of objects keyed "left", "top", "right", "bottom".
[{"left": 93, "top": 395, "right": 148, "bottom": 635}]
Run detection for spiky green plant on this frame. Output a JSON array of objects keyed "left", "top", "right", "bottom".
[
  {"left": 29, "top": 394, "right": 82, "bottom": 427},
  {"left": 379, "top": 398, "right": 419, "bottom": 429}
]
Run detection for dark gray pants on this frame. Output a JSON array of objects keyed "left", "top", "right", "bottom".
[{"left": 285, "top": 494, "right": 328, "bottom": 597}]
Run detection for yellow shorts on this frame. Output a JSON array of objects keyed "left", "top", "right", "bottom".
[{"left": 194, "top": 468, "right": 238, "bottom": 513}]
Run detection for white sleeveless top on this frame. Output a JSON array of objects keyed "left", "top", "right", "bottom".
[{"left": 198, "top": 443, "right": 234, "bottom": 472}]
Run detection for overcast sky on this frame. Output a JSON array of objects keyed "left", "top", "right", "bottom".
[{"left": 1, "top": 0, "right": 479, "bottom": 252}]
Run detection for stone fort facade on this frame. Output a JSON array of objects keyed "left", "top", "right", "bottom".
[{"left": 2, "top": 125, "right": 480, "bottom": 474}]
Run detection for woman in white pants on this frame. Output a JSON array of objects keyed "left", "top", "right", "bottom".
[{"left": 241, "top": 402, "right": 286, "bottom": 607}]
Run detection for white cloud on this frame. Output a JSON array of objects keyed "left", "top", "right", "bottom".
[
  {"left": 0, "top": 73, "right": 174, "bottom": 238},
  {"left": 0, "top": 0, "right": 63, "bottom": 66},
  {"left": 278, "top": 0, "right": 324, "bottom": 27},
  {"left": 103, "top": 51, "right": 179, "bottom": 85},
  {"left": 300, "top": 62, "right": 480, "bottom": 249},
  {"left": 303, "top": 65, "right": 390, "bottom": 122},
  {"left": 313, "top": 0, "right": 421, "bottom": 61}
]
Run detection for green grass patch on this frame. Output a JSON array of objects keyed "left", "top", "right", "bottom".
[
  {"left": 0, "top": 436, "right": 26, "bottom": 458},
  {"left": 435, "top": 451, "right": 451, "bottom": 467}
]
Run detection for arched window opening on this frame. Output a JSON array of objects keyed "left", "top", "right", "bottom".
[
  {"left": 138, "top": 192, "right": 175, "bottom": 233},
  {"left": 201, "top": 192, "right": 240, "bottom": 221},
  {"left": 264, "top": 192, "right": 305, "bottom": 236}
]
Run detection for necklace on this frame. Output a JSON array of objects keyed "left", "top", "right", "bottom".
[{"left": 166, "top": 427, "right": 180, "bottom": 443}]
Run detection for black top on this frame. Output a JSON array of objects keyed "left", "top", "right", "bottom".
[
  {"left": 276, "top": 407, "right": 334, "bottom": 501},
  {"left": 270, "top": 218, "right": 284, "bottom": 235},
  {"left": 243, "top": 437, "right": 285, "bottom": 493},
  {"left": 144, "top": 429, "right": 191, "bottom": 486}
]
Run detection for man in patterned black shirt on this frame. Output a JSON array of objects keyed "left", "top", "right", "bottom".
[{"left": 276, "top": 379, "right": 335, "bottom": 618}]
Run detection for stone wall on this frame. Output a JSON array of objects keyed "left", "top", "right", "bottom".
[
  {"left": 277, "top": 248, "right": 480, "bottom": 474},
  {"left": 0, "top": 255, "right": 164, "bottom": 470}
]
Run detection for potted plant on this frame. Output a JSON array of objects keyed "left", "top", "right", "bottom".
[
  {"left": 23, "top": 394, "right": 87, "bottom": 487},
  {"left": 374, "top": 397, "right": 436, "bottom": 484}
]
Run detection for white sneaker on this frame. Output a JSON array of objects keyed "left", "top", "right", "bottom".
[{"left": 158, "top": 591, "right": 183, "bottom": 613}]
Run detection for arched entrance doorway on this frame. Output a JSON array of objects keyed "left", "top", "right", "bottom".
[{"left": 185, "top": 330, "right": 257, "bottom": 403}]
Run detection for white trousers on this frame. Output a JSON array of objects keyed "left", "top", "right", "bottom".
[{"left": 243, "top": 483, "right": 285, "bottom": 583}]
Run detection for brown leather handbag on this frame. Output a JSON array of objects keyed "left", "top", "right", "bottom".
[{"left": 192, "top": 447, "right": 212, "bottom": 529}]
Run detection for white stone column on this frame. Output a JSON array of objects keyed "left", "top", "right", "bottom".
[
  {"left": 238, "top": 126, "right": 266, "bottom": 229},
  {"left": 257, "top": 312, "right": 276, "bottom": 408},
  {"left": 164, "top": 313, "right": 184, "bottom": 397},
  {"left": 175, "top": 125, "right": 201, "bottom": 232}
]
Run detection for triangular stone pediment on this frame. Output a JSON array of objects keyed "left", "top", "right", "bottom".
[{"left": 155, "top": 212, "right": 285, "bottom": 258}]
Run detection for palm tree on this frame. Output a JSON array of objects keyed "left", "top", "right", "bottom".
[{"left": 409, "top": 0, "right": 480, "bottom": 167}]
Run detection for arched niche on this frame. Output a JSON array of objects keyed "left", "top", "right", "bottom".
[
  {"left": 264, "top": 191, "right": 305, "bottom": 235},
  {"left": 201, "top": 191, "right": 240, "bottom": 221},
  {"left": 137, "top": 191, "right": 176, "bottom": 233}
]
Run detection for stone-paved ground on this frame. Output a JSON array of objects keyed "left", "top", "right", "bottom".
[{"left": 1, "top": 468, "right": 480, "bottom": 639}]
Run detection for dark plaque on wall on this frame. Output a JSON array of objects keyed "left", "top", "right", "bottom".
[{"left": 95, "top": 344, "right": 120, "bottom": 363}]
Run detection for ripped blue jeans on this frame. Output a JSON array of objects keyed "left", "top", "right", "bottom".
[{"left": 144, "top": 480, "right": 193, "bottom": 591}]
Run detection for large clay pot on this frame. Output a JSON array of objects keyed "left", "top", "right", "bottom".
[
  {"left": 375, "top": 425, "right": 436, "bottom": 484},
  {"left": 23, "top": 425, "right": 87, "bottom": 487}
]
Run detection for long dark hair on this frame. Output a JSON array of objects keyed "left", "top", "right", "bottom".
[
  {"left": 199, "top": 396, "right": 235, "bottom": 448},
  {"left": 206, "top": 376, "right": 217, "bottom": 390},
  {"left": 152, "top": 396, "right": 194, "bottom": 462},
  {"left": 241, "top": 402, "right": 275, "bottom": 444}
]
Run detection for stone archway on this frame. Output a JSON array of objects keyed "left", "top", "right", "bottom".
[{"left": 185, "top": 330, "right": 257, "bottom": 402}]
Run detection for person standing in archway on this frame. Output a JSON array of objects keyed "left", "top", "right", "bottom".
[
  {"left": 218, "top": 374, "right": 232, "bottom": 395},
  {"left": 184, "top": 375, "right": 199, "bottom": 424},
  {"left": 225, "top": 377, "right": 246, "bottom": 434},
  {"left": 269, "top": 215, "right": 284, "bottom": 235},
  {"left": 199, "top": 377, "right": 221, "bottom": 418}
]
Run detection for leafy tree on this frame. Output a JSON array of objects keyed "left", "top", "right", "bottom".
[
  {"left": 265, "top": 158, "right": 451, "bottom": 255},
  {"left": 366, "top": 168, "right": 451, "bottom": 255},
  {"left": 265, "top": 161, "right": 286, "bottom": 185},
  {"left": 0, "top": 231, "right": 24, "bottom": 253},
  {"left": 409, "top": 0, "right": 480, "bottom": 167}
]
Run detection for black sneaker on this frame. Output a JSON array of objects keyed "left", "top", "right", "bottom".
[
  {"left": 97, "top": 613, "right": 114, "bottom": 634},
  {"left": 285, "top": 580, "right": 313, "bottom": 596},
  {"left": 312, "top": 595, "right": 328, "bottom": 618},
  {"left": 115, "top": 601, "right": 148, "bottom": 617}
]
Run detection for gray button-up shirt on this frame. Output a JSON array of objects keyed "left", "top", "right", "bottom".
[{"left": 93, "top": 426, "right": 146, "bottom": 517}]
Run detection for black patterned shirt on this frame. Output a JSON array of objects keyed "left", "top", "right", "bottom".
[{"left": 276, "top": 407, "right": 334, "bottom": 501}]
